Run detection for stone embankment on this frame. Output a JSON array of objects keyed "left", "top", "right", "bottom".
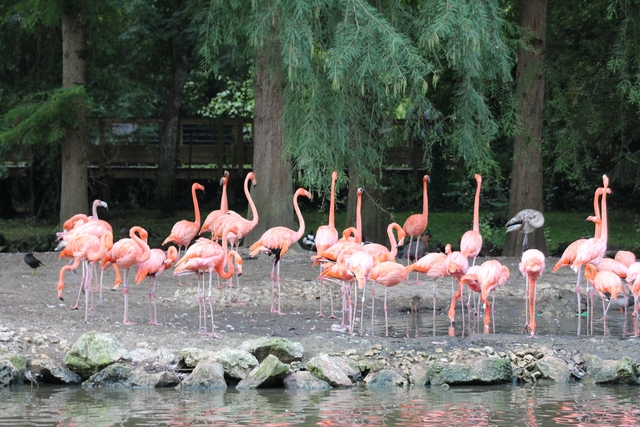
[{"left": 1, "top": 331, "right": 638, "bottom": 389}]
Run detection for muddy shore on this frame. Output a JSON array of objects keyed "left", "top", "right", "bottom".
[{"left": 1, "top": 249, "right": 639, "bottom": 377}]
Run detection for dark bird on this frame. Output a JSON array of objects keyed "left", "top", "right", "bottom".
[
  {"left": 505, "top": 209, "right": 545, "bottom": 252},
  {"left": 24, "top": 252, "right": 44, "bottom": 275},
  {"left": 24, "top": 361, "right": 39, "bottom": 388},
  {"left": 399, "top": 230, "right": 431, "bottom": 261}
]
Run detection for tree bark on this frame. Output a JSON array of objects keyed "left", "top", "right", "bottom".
[
  {"left": 244, "top": 32, "right": 293, "bottom": 246},
  {"left": 504, "top": 0, "right": 548, "bottom": 257},
  {"left": 157, "top": 0, "right": 189, "bottom": 215},
  {"left": 59, "top": 3, "right": 88, "bottom": 227}
]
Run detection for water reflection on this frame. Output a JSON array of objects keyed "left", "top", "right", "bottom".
[
  {"left": 3, "top": 384, "right": 640, "bottom": 426},
  {"left": 356, "top": 297, "right": 640, "bottom": 339}
]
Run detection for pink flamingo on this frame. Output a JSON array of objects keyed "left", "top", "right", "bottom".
[
  {"left": 338, "top": 188, "right": 363, "bottom": 243},
  {"left": 362, "top": 223, "right": 406, "bottom": 263},
  {"left": 460, "top": 174, "right": 483, "bottom": 266},
  {"left": 402, "top": 175, "right": 429, "bottom": 266},
  {"left": 446, "top": 249, "right": 470, "bottom": 324},
  {"left": 199, "top": 171, "right": 230, "bottom": 237},
  {"left": 163, "top": 182, "right": 205, "bottom": 257},
  {"left": 615, "top": 250, "right": 636, "bottom": 268},
  {"left": 584, "top": 263, "right": 623, "bottom": 319},
  {"left": 405, "top": 244, "right": 450, "bottom": 313},
  {"left": 519, "top": 249, "right": 545, "bottom": 337},
  {"left": 479, "top": 259, "right": 510, "bottom": 333},
  {"left": 315, "top": 171, "right": 340, "bottom": 318},
  {"left": 135, "top": 246, "right": 178, "bottom": 325},
  {"left": 249, "top": 188, "right": 312, "bottom": 315},
  {"left": 56, "top": 231, "right": 113, "bottom": 323},
  {"left": 369, "top": 261, "right": 408, "bottom": 336},
  {"left": 101, "top": 226, "right": 151, "bottom": 325},
  {"left": 625, "top": 262, "right": 640, "bottom": 317}
]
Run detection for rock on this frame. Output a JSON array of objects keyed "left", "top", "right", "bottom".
[
  {"left": 63, "top": 332, "right": 130, "bottom": 380},
  {"left": 212, "top": 348, "right": 259, "bottom": 380},
  {"left": 129, "top": 348, "right": 176, "bottom": 366},
  {"left": 535, "top": 356, "right": 571, "bottom": 383},
  {"left": 307, "top": 354, "right": 353, "bottom": 387},
  {"left": 178, "top": 347, "right": 211, "bottom": 368},
  {"left": 237, "top": 337, "right": 303, "bottom": 363},
  {"left": 332, "top": 356, "right": 362, "bottom": 382},
  {"left": 284, "top": 371, "right": 331, "bottom": 390},
  {"left": 364, "top": 369, "right": 408, "bottom": 388},
  {"left": 132, "top": 369, "right": 180, "bottom": 388},
  {"left": 0, "top": 360, "right": 19, "bottom": 387},
  {"left": 407, "top": 364, "right": 429, "bottom": 386},
  {"left": 428, "top": 357, "right": 513, "bottom": 386},
  {"left": 83, "top": 363, "right": 135, "bottom": 388},
  {"left": 583, "top": 354, "right": 639, "bottom": 384},
  {"left": 177, "top": 358, "right": 227, "bottom": 390},
  {"left": 29, "top": 358, "right": 82, "bottom": 384},
  {"left": 236, "top": 354, "right": 290, "bottom": 390}
]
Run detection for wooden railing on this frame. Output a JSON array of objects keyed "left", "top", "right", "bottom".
[{"left": 6, "top": 118, "right": 425, "bottom": 181}]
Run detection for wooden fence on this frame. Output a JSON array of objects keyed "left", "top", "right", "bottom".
[{"left": 6, "top": 117, "right": 426, "bottom": 182}]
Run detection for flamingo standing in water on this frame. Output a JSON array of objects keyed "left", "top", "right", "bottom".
[
  {"left": 584, "top": 264, "right": 623, "bottom": 320},
  {"left": 460, "top": 174, "right": 483, "bottom": 266},
  {"left": 478, "top": 259, "right": 510, "bottom": 333},
  {"left": 101, "top": 226, "right": 151, "bottom": 325},
  {"left": 199, "top": 171, "right": 230, "bottom": 238},
  {"left": 519, "top": 249, "right": 545, "bottom": 337},
  {"left": 163, "top": 182, "right": 205, "bottom": 258},
  {"left": 405, "top": 245, "right": 449, "bottom": 314},
  {"left": 625, "top": 262, "right": 640, "bottom": 318},
  {"left": 446, "top": 249, "right": 470, "bottom": 325},
  {"left": 362, "top": 223, "right": 406, "bottom": 263},
  {"left": 369, "top": 261, "right": 408, "bottom": 336},
  {"left": 315, "top": 171, "right": 340, "bottom": 318},
  {"left": 135, "top": 246, "right": 178, "bottom": 325},
  {"left": 403, "top": 175, "right": 429, "bottom": 268},
  {"left": 249, "top": 188, "right": 312, "bottom": 315}
]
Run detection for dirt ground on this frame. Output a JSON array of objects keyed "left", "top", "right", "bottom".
[{"left": 1, "top": 248, "right": 639, "bottom": 366}]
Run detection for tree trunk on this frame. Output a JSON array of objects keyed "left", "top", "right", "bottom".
[
  {"left": 244, "top": 32, "right": 293, "bottom": 246},
  {"left": 504, "top": 0, "right": 548, "bottom": 257},
  {"left": 157, "top": 0, "right": 189, "bottom": 216},
  {"left": 59, "top": 3, "right": 88, "bottom": 227}
]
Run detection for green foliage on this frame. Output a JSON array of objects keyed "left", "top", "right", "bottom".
[{"left": 0, "top": 86, "right": 90, "bottom": 149}]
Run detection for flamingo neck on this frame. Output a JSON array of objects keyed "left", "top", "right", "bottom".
[
  {"left": 245, "top": 174, "right": 259, "bottom": 227},
  {"left": 328, "top": 173, "right": 337, "bottom": 228},
  {"left": 473, "top": 178, "right": 481, "bottom": 232},
  {"left": 388, "top": 223, "right": 401, "bottom": 258},
  {"left": 220, "top": 180, "right": 228, "bottom": 213},
  {"left": 192, "top": 185, "right": 201, "bottom": 227},
  {"left": 216, "top": 251, "right": 237, "bottom": 279},
  {"left": 600, "top": 187, "right": 608, "bottom": 243},
  {"left": 422, "top": 177, "right": 429, "bottom": 223},
  {"left": 131, "top": 227, "right": 150, "bottom": 260},
  {"left": 356, "top": 192, "right": 362, "bottom": 243},
  {"left": 292, "top": 190, "right": 307, "bottom": 243},
  {"left": 593, "top": 190, "right": 602, "bottom": 238},
  {"left": 92, "top": 200, "right": 100, "bottom": 219}
]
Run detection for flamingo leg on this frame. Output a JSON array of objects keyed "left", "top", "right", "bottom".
[
  {"left": 83, "top": 262, "right": 91, "bottom": 324},
  {"left": 207, "top": 272, "right": 221, "bottom": 338},
  {"left": 384, "top": 288, "right": 389, "bottom": 337},
  {"left": 359, "top": 281, "right": 366, "bottom": 335},
  {"left": 370, "top": 285, "right": 375, "bottom": 336},
  {"left": 275, "top": 261, "right": 285, "bottom": 315},
  {"left": 71, "top": 261, "right": 87, "bottom": 310},
  {"left": 122, "top": 269, "right": 134, "bottom": 326},
  {"left": 317, "top": 266, "right": 325, "bottom": 317},
  {"left": 149, "top": 276, "right": 162, "bottom": 326}
]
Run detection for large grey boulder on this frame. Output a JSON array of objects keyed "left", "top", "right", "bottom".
[
  {"left": 284, "top": 371, "right": 331, "bottom": 390},
  {"left": 29, "top": 358, "right": 82, "bottom": 384},
  {"left": 583, "top": 354, "right": 639, "bottom": 384},
  {"left": 0, "top": 360, "right": 19, "bottom": 387},
  {"left": 307, "top": 354, "right": 353, "bottom": 387},
  {"left": 236, "top": 354, "right": 290, "bottom": 390},
  {"left": 364, "top": 369, "right": 408, "bottom": 388},
  {"left": 177, "top": 358, "right": 227, "bottom": 390},
  {"left": 428, "top": 357, "right": 512, "bottom": 386},
  {"left": 237, "top": 337, "right": 303, "bottom": 363},
  {"left": 63, "top": 332, "right": 130, "bottom": 379},
  {"left": 83, "top": 363, "right": 135, "bottom": 388},
  {"left": 212, "top": 349, "right": 259, "bottom": 380},
  {"left": 535, "top": 356, "right": 572, "bottom": 383},
  {"left": 178, "top": 348, "right": 211, "bottom": 368}
]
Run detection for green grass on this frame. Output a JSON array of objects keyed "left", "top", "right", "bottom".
[{"left": 2, "top": 208, "right": 638, "bottom": 255}]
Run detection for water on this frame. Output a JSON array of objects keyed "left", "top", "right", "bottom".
[{"left": 3, "top": 383, "right": 640, "bottom": 426}]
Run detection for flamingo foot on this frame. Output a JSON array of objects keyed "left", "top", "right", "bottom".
[
  {"left": 123, "top": 319, "right": 134, "bottom": 326},
  {"left": 329, "top": 313, "right": 338, "bottom": 319},
  {"left": 70, "top": 305, "right": 79, "bottom": 311},
  {"left": 209, "top": 331, "right": 222, "bottom": 339},
  {"left": 317, "top": 312, "right": 325, "bottom": 318},
  {"left": 149, "top": 321, "right": 162, "bottom": 326},
  {"left": 236, "top": 299, "right": 247, "bottom": 306}
]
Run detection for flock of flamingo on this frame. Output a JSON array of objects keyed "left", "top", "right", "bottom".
[{"left": 52, "top": 170, "right": 639, "bottom": 338}]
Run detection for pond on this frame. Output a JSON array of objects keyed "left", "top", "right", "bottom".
[{"left": 3, "top": 382, "right": 640, "bottom": 426}]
